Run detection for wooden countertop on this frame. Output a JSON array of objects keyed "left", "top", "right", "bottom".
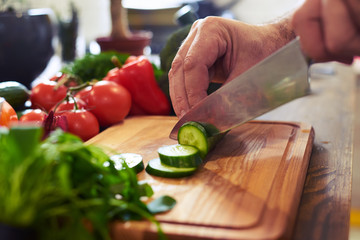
[{"left": 258, "top": 62, "right": 355, "bottom": 240}]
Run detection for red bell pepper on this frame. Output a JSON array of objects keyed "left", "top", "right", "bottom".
[{"left": 104, "top": 56, "right": 171, "bottom": 115}]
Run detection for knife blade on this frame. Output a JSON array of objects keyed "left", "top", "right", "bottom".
[{"left": 169, "top": 37, "right": 310, "bottom": 139}]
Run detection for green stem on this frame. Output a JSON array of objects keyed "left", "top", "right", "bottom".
[
  {"left": 68, "top": 80, "right": 97, "bottom": 93},
  {"left": 111, "top": 56, "right": 123, "bottom": 68}
]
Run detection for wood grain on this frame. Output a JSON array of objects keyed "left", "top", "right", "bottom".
[
  {"left": 87, "top": 116, "right": 314, "bottom": 240},
  {"left": 258, "top": 62, "right": 355, "bottom": 240}
]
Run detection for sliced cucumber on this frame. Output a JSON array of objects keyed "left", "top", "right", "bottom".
[
  {"left": 177, "top": 121, "right": 227, "bottom": 159},
  {"left": 146, "top": 158, "right": 197, "bottom": 178},
  {"left": 110, "top": 153, "right": 144, "bottom": 173},
  {"left": 158, "top": 144, "right": 202, "bottom": 168}
]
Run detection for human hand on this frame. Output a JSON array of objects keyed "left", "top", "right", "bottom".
[
  {"left": 291, "top": 0, "right": 360, "bottom": 63},
  {"left": 169, "top": 16, "right": 295, "bottom": 117}
]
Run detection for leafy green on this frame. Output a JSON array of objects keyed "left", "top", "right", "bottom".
[
  {"left": 61, "top": 51, "right": 129, "bottom": 83},
  {"left": 0, "top": 126, "right": 175, "bottom": 239},
  {"left": 147, "top": 196, "right": 177, "bottom": 214}
]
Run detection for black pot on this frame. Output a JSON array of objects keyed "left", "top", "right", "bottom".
[{"left": 0, "top": 8, "right": 55, "bottom": 88}]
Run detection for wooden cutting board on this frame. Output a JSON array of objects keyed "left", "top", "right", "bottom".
[{"left": 87, "top": 116, "right": 315, "bottom": 240}]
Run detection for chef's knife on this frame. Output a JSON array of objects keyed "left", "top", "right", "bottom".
[{"left": 169, "top": 37, "right": 310, "bottom": 139}]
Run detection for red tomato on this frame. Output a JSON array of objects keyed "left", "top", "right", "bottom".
[
  {"left": 19, "top": 109, "right": 47, "bottom": 126},
  {"left": 49, "top": 72, "right": 65, "bottom": 82},
  {"left": 51, "top": 97, "right": 86, "bottom": 113},
  {"left": 124, "top": 55, "right": 139, "bottom": 64},
  {"left": 87, "top": 81, "right": 131, "bottom": 127},
  {"left": 60, "top": 109, "right": 99, "bottom": 141},
  {"left": 50, "top": 73, "right": 77, "bottom": 87},
  {"left": 0, "top": 98, "right": 18, "bottom": 127},
  {"left": 74, "top": 86, "right": 92, "bottom": 105},
  {"left": 30, "top": 80, "right": 67, "bottom": 112}
]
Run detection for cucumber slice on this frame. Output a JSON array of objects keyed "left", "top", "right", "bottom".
[
  {"left": 177, "top": 121, "right": 226, "bottom": 159},
  {"left": 146, "top": 158, "right": 197, "bottom": 178},
  {"left": 158, "top": 144, "right": 202, "bottom": 168},
  {"left": 110, "top": 153, "right": 144, "bottom": 173}
]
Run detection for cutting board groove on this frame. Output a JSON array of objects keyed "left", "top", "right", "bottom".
[{"left": 87, "top": 116, "right": 314, "bottom": 240}]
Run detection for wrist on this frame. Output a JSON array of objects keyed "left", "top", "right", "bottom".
[{"left": 263, "top": 17, "right": 297, "bottom": 54}]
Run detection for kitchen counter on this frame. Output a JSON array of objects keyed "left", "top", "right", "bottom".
[{"left": 258, "top": 62, "right": 355, "bottom": 240}]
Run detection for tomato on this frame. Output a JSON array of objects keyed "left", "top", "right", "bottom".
[
  {"left": 124, "top": 55, "right": 139, "bottom": 64},
  {"left": 30, "top": 80, "right": 67, "bottom": 112},
  {"left": 0, "top": 98, "right": 18, "bottom": 127},
  {"left": 49, "top": 72, "right": 65, "bottom": 82},
  {"left": 19, "top": 109, "right": 47, "bottom": 126},
  {"left": 74, "top": 86, "right": 92, "bottom": 105},
  {"left": 60, "top": 109, "right": 100, "bottom": 141},
  {"left": 51, "top": 97, "right": 86, "bottom": 113},
  {"left": 50, "top": 72, "right": 77, "bottom": 87},
  {"left": 87, "top": 81, "right": 131, "bottom": 127}
]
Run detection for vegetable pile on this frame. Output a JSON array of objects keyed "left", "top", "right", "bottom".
[
  {"left": 0, "top": 52, "right": 177, "bottom": 238},
  {"left": 0, "top": 52, "right": 171, "bottom": 141},
  {"left": 0, "top": 124, "right": 176, "bottom": 239}
]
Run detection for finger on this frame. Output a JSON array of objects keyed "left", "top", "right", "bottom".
[
  {"left": 291, "top": 0, "right": 329, "bottom": 61},
  {"left": 322, "top": 0, "right": 360, "bottom": 58},
  {"left": 346, "top": 0, "right": 360, "bottom": 30},
  {"left": 169, "top": 55, "right": 188, "bottom": 117},
  {"left": 169, "top": 20, "right": 201, "bottom": 117},
  {"left": 182, "top": 17, "right": 228, "bottom": 108}
]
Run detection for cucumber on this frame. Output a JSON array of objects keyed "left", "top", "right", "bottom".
[
  {"left": 158, "top": 144, "right": 202, "bottom": 168},
  {"left": 0, "top": 81, "right": 29, "bottom": 110},
  {"left": 177, "top": 121, "right": 226, "bottom": 159},
  {"left": 146, "top": 158, "right": 197, "bottom": 178},
  {"left": 110, "top": 153, "right": 144, "bottom": 173}
]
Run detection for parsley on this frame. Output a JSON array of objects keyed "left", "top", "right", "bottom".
[{"left": 0, "top": 126, "right": 175, "bottom": 239}]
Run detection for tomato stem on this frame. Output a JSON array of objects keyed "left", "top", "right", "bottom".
[
  {"left": 68, "top": 80, "right": 97, "bottom": 93},
  {"left": 71, "top": 95, "right": 79, "bottom": 110},
  {"left": 54, "top": 74, "right": 69, "bottom": 90},
  {"left": 111, "top": 56, "right": 123, "bottom": 68}
]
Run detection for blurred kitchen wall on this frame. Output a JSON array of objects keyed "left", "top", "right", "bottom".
[
  {"left": 26, "top": 0, "right": 304, "bottom": 50},
  {"left": 223, "top": 0, "right": 304, "bottom": 24},
  {"left": 26, "top": 0, "right": 111, "bottom": 44},
  {"left": 28, "top": 0, "right": 303, "bottom": 42}
]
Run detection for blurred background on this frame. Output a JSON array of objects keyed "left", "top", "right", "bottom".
[
  {"left": 0, "top": 0, "right": 305, "bottom": 87},
  {"left": 21, "top": 0, "right": 304, "bottom": 54}
]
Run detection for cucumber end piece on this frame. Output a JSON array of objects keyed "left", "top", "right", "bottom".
[
  {"left": 177, "top": 121, "right": 226, "bottom": 159},
  {"left": 177, "top": 121, "right": 209, "bottom": 159}
]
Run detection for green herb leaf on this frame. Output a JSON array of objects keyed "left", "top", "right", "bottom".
[
  {"left": 61, "top": 51, "right": 129, "bottom": 83},
  {"left": 8, "top": 125, "right": 42, "bottom": 160},
  {"left": 0, "top": 127, "right": 176, "bottom": 239},
  {"left": 147, "top": 195, "right": 177, "bottom": 214}
]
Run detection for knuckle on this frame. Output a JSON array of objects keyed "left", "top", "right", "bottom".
[
  {"left": 170, "top": 55, "right": 182, "bottom": 69},
  {"left": 325, "top": 39, "right": 345, "bottom": 55},
  {"left": 201, "top": 16, "right": 218, "bottom": 25},
  {"left": 183, "top": 55, "right": 197, "bottom": 72},
  {"left": 193, "top": 16, "right": 221, "bottom": 33}
]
